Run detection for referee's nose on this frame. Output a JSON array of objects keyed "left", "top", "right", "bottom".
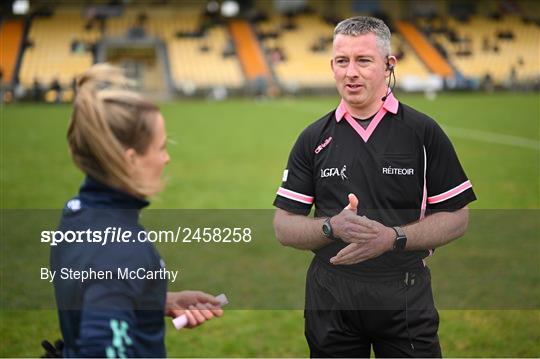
[{"left": 345, "top": 61, "right": 360, "bottom": 79}]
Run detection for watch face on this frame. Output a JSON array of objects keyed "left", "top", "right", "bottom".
[
  {"left": 322, "top": 223, "right": 331, "bottom": 236},
  {"left": 394, "top": 236, "right": 406, "bottom": 251},
  {"left": 392, "top": 226, "right": 407, "bottom": 251}
]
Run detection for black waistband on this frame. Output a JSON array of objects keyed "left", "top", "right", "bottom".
[{"left": 313, "top": 255, "right": 428, "bottom": 283}]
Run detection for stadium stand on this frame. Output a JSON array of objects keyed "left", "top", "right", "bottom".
[
  {"left": 19, "top": 9, "right": 99, "bottom": 89},
  {"left": 391, "top": 34, "right": 432, "bottom": 83},
  {"left": 229, "top": 20, "right": 270, "bottom": 83},
  {"left": 420, "top": 15, "right": 540, "bottom": 85},
  {"left": 106, "top": 6, "right": 244, "bottom": 89},
  {"left": 168, "top": 25, "right": 244, "bottom": 89},
  {"left": 0, "top": 19, "right": 24, "bottom": 85},
  {"left": 255, "top": 13, "right": 432, "bottom": 90},
  {"left": 17, "top": 3, "right": 244, "bottom": 97},
  {"left": 3, "top": 0, "right": 538, "bottom": 101},
  {"left": 256, "top": 13, "right": 335, "bottom": 88},
  {"left": 395, "top": 20, "right": 454, "bottom": 77}
]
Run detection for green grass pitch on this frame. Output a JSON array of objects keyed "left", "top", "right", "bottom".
[{"left": 1, "top": 92, "right": 539, "bottom": 356}]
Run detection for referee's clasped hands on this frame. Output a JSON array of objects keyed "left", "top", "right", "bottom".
[{"left": 330, "top": 194, "right": 396, "bottom": 266}]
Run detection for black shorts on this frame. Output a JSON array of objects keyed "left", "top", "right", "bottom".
[{"left": 304, "top": 258, "right": 442, "bottom": 358}]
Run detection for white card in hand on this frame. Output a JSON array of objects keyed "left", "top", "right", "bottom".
[{"left": 172, "top": 293, "right": 228, "bottom": 330}]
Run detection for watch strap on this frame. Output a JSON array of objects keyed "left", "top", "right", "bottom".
[
  {"left": 323, "top": 217, "right": 337, "bottom": 240},
  {"left": 392, "top": 226, "right": 407, "bottom": 251}
]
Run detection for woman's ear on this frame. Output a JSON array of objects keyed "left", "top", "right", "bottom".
[{"left": 125, "top": 148, "right": 138, "bottom": 168}]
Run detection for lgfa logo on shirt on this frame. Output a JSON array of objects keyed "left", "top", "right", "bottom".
[{"left": 321, "top": 165, "right": 348, "bottom": 180}]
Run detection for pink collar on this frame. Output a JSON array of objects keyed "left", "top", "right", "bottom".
[{"left": 335, "top": 92, "right": 399, "bottom": 142}]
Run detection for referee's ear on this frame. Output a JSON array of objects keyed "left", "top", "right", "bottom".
[
  {"left": 330, "top": 58, "right": 334, "bottom": 72},
  {"left": 385, "top": 55, "right": 397, "bottom": 75}
]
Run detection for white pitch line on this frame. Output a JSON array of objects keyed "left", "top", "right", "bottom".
[{"left": 440, "top": 125, "right": 540, "bottom": 151}]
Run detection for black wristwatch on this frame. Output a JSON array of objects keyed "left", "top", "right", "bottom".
[
  {"left": 392, "top": 226, "right": 407, "bottom": 251},
  {"left": 322, "top": 217, "right": 338, "bottom": 241}
]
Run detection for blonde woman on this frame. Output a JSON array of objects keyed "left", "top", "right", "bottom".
[{"left": 50, "top": 64, "right": 223, "bottom": 357}]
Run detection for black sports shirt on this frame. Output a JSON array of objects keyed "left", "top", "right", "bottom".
[{"left": 273, "top": 94, "right": 476, "bottom": 275}]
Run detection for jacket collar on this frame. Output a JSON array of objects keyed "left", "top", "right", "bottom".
[{"left": 78, "top": 176, "right": 149, "bottom": 210}]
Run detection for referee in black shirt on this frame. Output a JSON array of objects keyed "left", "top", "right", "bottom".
[{"left": 273, "top": 16, "right": 476, "bottom": 358}]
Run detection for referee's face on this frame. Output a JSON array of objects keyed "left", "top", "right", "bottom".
[{"left": 331, "top": 33, "right": 388, "bottom": 112}]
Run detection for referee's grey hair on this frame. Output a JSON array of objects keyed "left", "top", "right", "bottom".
[{"left": 333, "top": 16, "right": 391, "bottom": 57}]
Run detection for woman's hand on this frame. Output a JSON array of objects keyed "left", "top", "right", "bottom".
[{"left": 166, "top": 291, "right": 224, "bottom": 328}]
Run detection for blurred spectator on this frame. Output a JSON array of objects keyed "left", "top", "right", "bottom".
[
  {"left": 282, "top": 15, "right": 297, "bottom": 31},
  {"left": 456, "top": 37, "right": 472, "bottom": 56},
  {"left": 32, "top": 78, "right": 43, "bottom": 102},
  {"left": 489, "top": 11, "right": 502, "bottom": 20},
  {"left": 254, "top": 75, "right": 268, "bottom": 97},
  {"left": 2, "top": 90, "right": 13, "bottom": 104},
  {"left": 208, "top": 86, "right": 228, "bottom": 101},
  {"left": 200, "top": 43, "right": 211, "bottom": 53},
  {"left": 128, "top": 25, "right": 146, "bottom": 39},
  {"left": 497, "top": 30, "right": 514, "bottom": 40},
  {"left": 50, "top": 78, "right": 62, "bottom": 103},
  {"left": 245, "top": 7, "right": 268, "bottom": 23},
  {"left": 433, "top": 41, "right": 448, "bottom": 58},
  {"left": 310, "top": 36, "right": 331, "bottom": 53},
  {"left": 482, "top": 36, "right": 490, "bottom": 52},
  {"left": 71, "top": 38, "right": 85, "bottom": 54},
  {"left": 222, "top": 39, "right": 236, "bottom": 58},
  {"left": 84, "top": 19, "right": 94, "bottom": 31},
  {"left": 270, "top": 46, "right": 286, "bottom": 63},
  {"left": 137, "top": 12, "right": 148, "bottom": 25},
  {"left": 434, "top": 17, "right": 449, "bottom": 34},
  {"left": 498, "top": 0, "right": 521, "bottom": 15},
  {"left": 507, "top": 66, "right": 518, "bottom": 90},
  {"left": 71, "top": 77, "right": 77, "bottom": 94},
  {"left": 127, "top": 13, "right": 148, "bottom": 39},
  {"left": 25, "top": 38, "right": 35, "bottom": 49},
  {"left": 447, "top": 29, "right": 459, "bottom": 43},
  {"left": 323, "top": 14, "right": 341, "bottom": 26},
  {"left": 481, "top": 73, "right": 494, "bottom": 92},
  {"left": 88, "top": 42, "right": 98, "bottom": 62}
]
